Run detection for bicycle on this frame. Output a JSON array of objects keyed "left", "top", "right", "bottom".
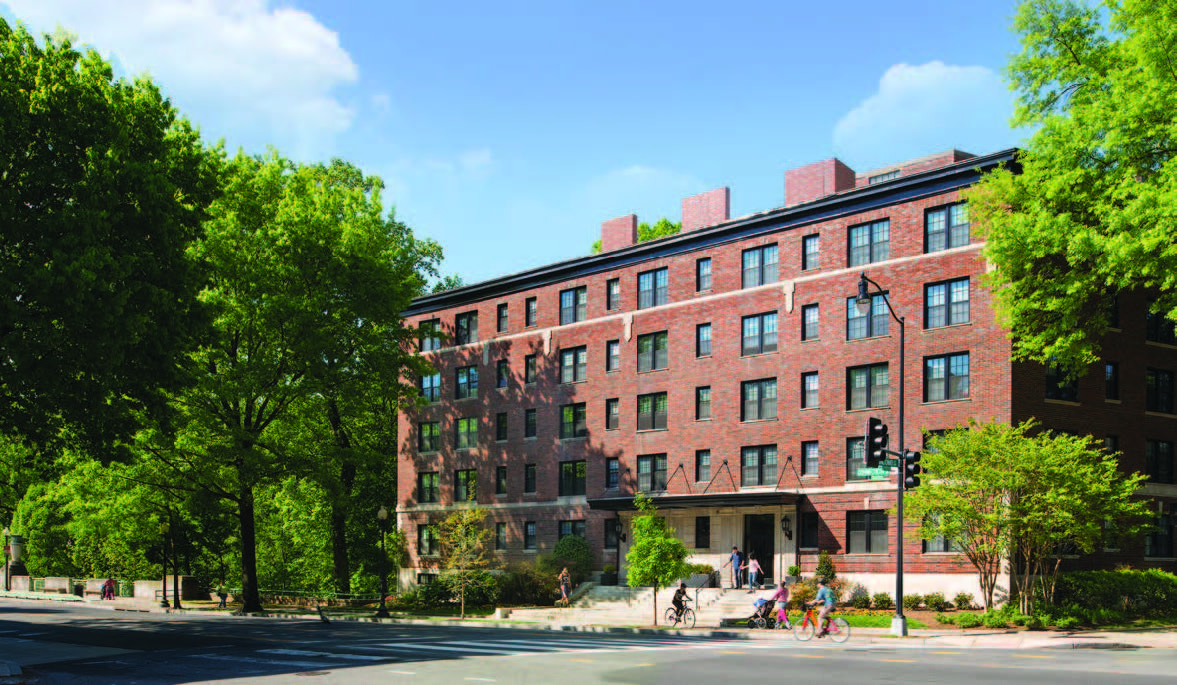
[
  {"left": 664, "top": 598, "right": 696, "bottom": 629},
  {"left": 792, "top": 603, "right": 850, "bottom": 643}
]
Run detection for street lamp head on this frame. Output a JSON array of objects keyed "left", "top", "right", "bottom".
[
  {"left": 855, "top": 274, "right": 873, "bottom": 314},
  {"left": 377, "top": 505, "right": 388, "bottom": 522}
]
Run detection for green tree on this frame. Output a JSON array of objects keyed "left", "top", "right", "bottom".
[
  {"left": 905, "top": 420, "right": 1152, "bottom": 613},
  {"left": 970, "top": 0, "right": 1177, "bottom": 377},
  {"left": 590, "top": 218, "right": 681, "bottom": 254},
  {"left": 625, "top": 493, "right": 690, "bottom": 625},
  {"left": 437, "top": 508, "right": 492, "bottom": 618},
  {"left": 0, "top": 20, "right": 219, "bottom": 451}
]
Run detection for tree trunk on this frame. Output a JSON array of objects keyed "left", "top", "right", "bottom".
[
  {"left": 653, "top": 584, "right": 658, "bottom": 626},
  {"left": 328, "top": 398, "right": 355, "bottom": 594},
  {"left": 237, "top": 482, "right": 264, "bottom": 613}
]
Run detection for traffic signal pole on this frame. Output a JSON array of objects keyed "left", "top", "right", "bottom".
[{"left": 894, "top": 313, "right": 907, "bottom": 637}]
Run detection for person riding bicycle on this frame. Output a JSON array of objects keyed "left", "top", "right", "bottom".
[
  {"left": 672, "top": 581, "right": 690, "bottom": 620},
  {"left": 808, "top": 577, "right": 836, "bottom": 637}
]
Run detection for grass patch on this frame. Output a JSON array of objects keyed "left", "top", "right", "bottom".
[{"left": 836, "top": 614, "right": 927, "bottom": 629}]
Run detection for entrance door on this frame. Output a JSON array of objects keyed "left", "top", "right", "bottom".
[{"left": 743, "top": 514, "right": 774, "bottom": 584}]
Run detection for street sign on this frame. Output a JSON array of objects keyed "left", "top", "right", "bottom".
[
  {"left": 858, "top": 467, "right": 889, "bottom": 478},
  {"left": 880, "top": 459, "right": 899, "bottom": 468}
]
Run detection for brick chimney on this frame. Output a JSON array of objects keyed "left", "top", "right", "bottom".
[
  {"left": 785, "top": 158, "right": 856, "bottom": 205},
  {"left": 681, "top": 187, "right": 730, "bottom": 232},
  {"left": 601, "top": 214, "right": 638, "bottom": 252}
]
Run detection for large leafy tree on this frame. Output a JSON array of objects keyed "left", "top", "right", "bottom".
[
  {"left": 0, "top": 20, "right": 219, "bottom": 450},
  {"left": 906, "top": 420, "right": 1152, "bottom": 613},
  {"left": 970, "top": 0, "right": 1177, "bottom": 376},
  {"left": 437, "top": 508, "right": 493, "bottom": 619},
  {"left": 625, "top": 493, "right": 690, "bottom": 625}
]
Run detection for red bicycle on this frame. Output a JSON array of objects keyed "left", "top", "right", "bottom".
[{"left": 792, "top": 603, "right": 850, "bottom": 643}]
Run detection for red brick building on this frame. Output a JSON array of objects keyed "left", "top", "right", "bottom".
[{"left": 396, "top": 148, "right": 1177, "bottom": 594}]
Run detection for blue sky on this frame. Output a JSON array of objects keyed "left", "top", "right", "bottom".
[{"left": 3, "top": 1, "right": 1025, "bottom": 285}]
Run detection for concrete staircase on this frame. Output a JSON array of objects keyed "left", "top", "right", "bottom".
[{"left": 507, "top": 585, "right": 777, "bottom": 627}]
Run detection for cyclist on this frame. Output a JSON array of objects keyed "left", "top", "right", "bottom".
[
  {"left": 808, "top": 577, "right": 836, "bottom": 637},
  {"left": 672, "top": 581, "right": 690, "bottom": 621}
]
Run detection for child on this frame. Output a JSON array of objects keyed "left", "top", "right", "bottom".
[{"left": 770, "top": 582, "right": 791, "bottom": 629}]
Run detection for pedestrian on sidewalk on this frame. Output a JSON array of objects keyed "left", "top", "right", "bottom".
[
  {"left": 216, "top": 583, "right": 228, "bottom": 609},
  {"left": 557, "top": 568, "right": 571, "bottom": 607},
  {"left": 770, "top": 581, "right": 791, "bottom": 628},
  {"left": 741, "top": 555, "right": 763, "bottom": 591},
  {"left": 101, "top": 577, "right": 116, "bottom": 600},
  {"left": 722, "top": 546, "right": 743, "bottom": 589}
]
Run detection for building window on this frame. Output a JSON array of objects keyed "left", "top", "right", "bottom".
[
  {"left": 868, "top": 169, "right": 900, "bottom": 184},
  {"left": 1104, "top": 434, "right": 1119, "bottom": 454},
  {"left": 801, "top": 441, "right": 819, "bottom": 476},
  {"left": 925, "top": 203, "right": 969, "bottom": 252},
  {"left": 525, "top": 354, "right": 537, "bottom": 384},
  {"left": 637, "top": 267, "right": 669, "bottom": 309},
  {"left": 1108, "top": 294, "right": 1121, "bottom": 329},
  {"left": 848, "top": 219, "right": 890, "bottom": 266},
  {"left": 637, "top": 392, "right": 668, "bottom": 431},
  {"left": 1146, "top": 439, "right": 1174, "bottom": 484},
  {"left": 800, "top": 512, "right": 820, "bottom": 549},
  {"left": 1045, "top": 364, "right": 1079, "bottom": 402},
  {"left": 560, "top": 403, "right": 587, "bottom": 439},
  {"left": 1106, "top": 361, "right": 1120, "bottom": 400},
  {"left": 1145, "top": 512, "right": 1174, "bottom": 558},
  {"left": 455, "top": 417, "right": 478, "bottom": 449},
  {"left": 923, "top": 514, "right": 963, "bottom": 553},
  {"left": 696, "top": 323, "right": 712, "bottom": 357},
  {"left": 524, "top": 464, "right": 537, "bottom": 493},
  {"left": 1147, "top": 301, "right": 1176, "bottom": 344},
  {"left": 695, "top": 386, "right": 711, "bottom": 420},
  {"left": 560, "top": 346, "right": 588, "bottom": 383},
  {"left": 496, "top": 360, "right": 509, "bottom": 388},
  {"left": 605, "top": 522, "right": 619, "bottom": 549},
  {"left": 1147, "top": 368, "right": 1174, "bottom": 413},
  {"left": 801, "top": 304, "right": 819, "bottom": 341},
  {"left": 419, "top": 319, "right": 441, "bottom": 351},
  {"left": 606, "top": 339, "right": 620, "bottom": 372},
  {"left": 925, "top": 352, "right": 970, "bottom": 402},
  {"left": 846, "top": 437, "right": 868, "bottom": 480},
  {"left": 637, "top": 331, "right": 668, "bottom": 372},
  {"left": 742, "top": 244, "right": 778, "bottom": 288},
  {"left": 847, "top": 294, "right": 889, "bottom": 340},
  {"left": 696, "top": 257, "right": 712, "bottom": 291},
  {"left": 525, "top": 297, "right": 537, "bottom": 327},
  {"left": 695, "top": 449, "right": 711, "bottom": 482},
  {"left": 497, "top": 303, "right": 509, "bottom": 333},
  {"left": 455, "top": 311, "right": 478, "bottom": 345},
  {"left": 847, "top": 363, "right": 889, "bottom": 410},
  {"left": 495, "top": 522, "right": 507, "bottom": 550},
  {"left": 559, "top": 520, "right": 587, "bottom": 539},
  {"left": 420, "top": 373, "right": 440, "bottom": 403},
  {"left": 418, "top": 524, "right": 439, "bottom": 556},
  {"left": 495, "top": 466, "right": 507, "bottom": 495},
  {"left": 524, "top": 409, "right": 537, "bottom": 438},
  {"left": 606, "top": 458, "right": 620, "bottom": 489},
  {"left": 560, "top": 286, "right": 587, "bottom": 325},
  {"left": 605, "top": 398, "right": 620, "bottom": 430},
  {"left": 925, "top": 278, "right": 970, "bottom": 328},
  {"left": 456, "top": 366, "right": 478, "bottom": 399},
  {"left": 524, "top": 521, "right": 536, "bottom": 550},
  {"left": 454, "top": 469, "right": 477, "bottom": 502},
  {"left": 695, "top": 516, "right": 711, "bottom": 549},
  {"left": 741, "top": 378, "right": 777, "bottom": 421},
  {"left": 801, "top": 372, "right": 819, "bottom": 409},
  {"left": 495, "top": 412, "right": 508, "bottom": 441},
  {"left": 558, "top": 460, "right": 587, "bottom": 496},
  {"left": 802, "top": 234, "right": 820, "bottom": 271},
  {"left": 637, "top": 454, "right": 668, "bottom": 492},
  {"left": 606, "top": 278, "right": 620, "bottom": 311},
  {"left": 418, "top": 422, "right": 440, "bottom": 452},
  {"left": 741, "top": 312, "right": 778, "bottom": 355},
  {"left": 848, "top": 511, "right": 889, "bottom": 554},
  {"left": 740, "top": 445, "right": 777, "bottom": 486},
  {"left": 417, "top": 472, "right": 439, "bottom": 503}
]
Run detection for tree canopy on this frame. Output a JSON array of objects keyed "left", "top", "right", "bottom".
[
  {"left": 0, "top": 20, "right": 219, "bottom": 450},
  {"left": 625, "top": 493, "right": 690, "bottom": 624},
  {"left": 590, "top": 218, "right": 681, "bottom": 254},
  {"left": 970, "top": 0, "right": 1177, "bottom": 376}
]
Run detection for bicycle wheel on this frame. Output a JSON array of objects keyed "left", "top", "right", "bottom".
[
  {"left": 664, "top": 607, "right": 680, "bottom": 625},
  {"left": 828, "top": 617, "right": 850, "bottom": 643},
  {"left": 682, "top": 608, "right": 696, "bottom": 629},
  {"left": 793, "top": 616, "right": 815, "bottom": 641}
]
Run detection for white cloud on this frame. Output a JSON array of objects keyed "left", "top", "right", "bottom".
[
  {"left": 833, "top": 61, "right": 1017, "bottom": 169},
  {"left": 5, "top": 0, "right": 359, "bottom": 157}
]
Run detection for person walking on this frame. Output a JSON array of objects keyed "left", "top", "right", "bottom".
[
  {"left": 722, "top": 546, "right": 743, "bottom": 589},
  {"left": 770, "top": 581, "right": 791, "bottom": 629},
  {"left": 558, "top": 567, "right": 571, "bottom": 607},
  {"left": 741, "top": 554, "right": 763, "bottom": 591},
  {"left": 216, "top": 583, "right": 228, "bottom": 609}
]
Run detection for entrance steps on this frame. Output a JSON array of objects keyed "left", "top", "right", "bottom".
[{"left": 507, "top": 585, "right": 776, "bottom": 627}]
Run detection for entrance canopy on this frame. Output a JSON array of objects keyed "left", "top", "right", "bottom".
[{"left": 587, "top": 491, "right": 798, "bottom": 511}]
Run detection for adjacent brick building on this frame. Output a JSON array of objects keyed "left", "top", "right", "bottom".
[{"left": 396, "top": 148, "right": 1177, "bottom": 594}]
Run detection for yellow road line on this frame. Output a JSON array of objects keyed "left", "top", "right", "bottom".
[
  {"left": 793, "top": 655, "right": 825, "bottom": 659},
  {"left": 1013, "top": 655, "right": 1053, "bottom": 659}
]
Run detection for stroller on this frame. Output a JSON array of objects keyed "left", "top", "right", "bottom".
[{"left": 746, "top": 598, "right": 777, "bottom": 629}]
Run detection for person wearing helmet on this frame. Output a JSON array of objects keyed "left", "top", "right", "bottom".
[{"left": 672, "top": 581, "right": 689, "bottom": 622}]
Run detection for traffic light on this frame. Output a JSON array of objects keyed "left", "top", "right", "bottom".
[
  {"left": 866, "top": 417, "right": 888, "bottom": 466},
  {"left": 904, "top": 450, "right": 922, "bottom": 489}
]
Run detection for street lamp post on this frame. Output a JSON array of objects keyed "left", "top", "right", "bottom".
[
  {"left": 170, "top": 512, "right": 182, "bottom": 610},
  {"left": 375, "top": 506, "right": 390, "bottom": 619},
  {"left": 3, "top": 527, "right": 9, "bottom": 592},
  {"left": 159, "top": 521, "right": 171, "bottom": 608},
  {"left": 855, "top": 273, "right": 908, "bottom": 637}
]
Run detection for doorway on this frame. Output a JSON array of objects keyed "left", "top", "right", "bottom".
[{"left": 743, "top": 514, "right": 774, "bottom": 584}]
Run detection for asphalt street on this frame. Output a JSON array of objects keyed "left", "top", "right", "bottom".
[{"left": 2, "top": 600, "right": 1176, "bottom": 684}]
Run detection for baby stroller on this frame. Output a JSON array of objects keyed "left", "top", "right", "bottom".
[{"left": 746, "top": 598, "right": 777, "bottom": 629}]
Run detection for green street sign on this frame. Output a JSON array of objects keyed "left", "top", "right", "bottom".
[
  {"left": 858, "top": 467, "right": 889, "bottom": 478},
  {"left": 880, "top": 459, "right": 899, "bottom": 468}
]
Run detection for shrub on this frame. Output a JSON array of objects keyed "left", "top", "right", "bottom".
[
  {"left": 497, "top": 561, "right": 560, "bottom": 606},
  {"left": 786, "top": 565, "right": 801, "bottom": 578},
  {"left": 790, "top": 581, "right": 816, "bottom": 609},
  {"left": 417, "top": 576, "right": 455, "bottom": 607},
  {"left": 952, "top": 592, "right": 975, "bottom": 610},
  {"left": 935, "top": 612, "right": 956, "bottom": 625},
  {"left": 902, "top": 593, "right": 923, "bottom": 610},
  {"left": 925, "top": 592, "right": 948, "bottom": 612},
  {"left": 684, "top": 562, "right": 714, "bottom": 577},
  {"left": 551, "top": 535, "right": 594, "bottom": 584},
  {"left": 955, "top": 612, "right": 983, "bottom": 629},
  {"left": 1055, "top": 616, "right": 1080, "bottom": 630},
  {"left": 981, "top": 610, "right": 1008, "bottom": 628},
  {"left": 603, "top": 564, "right": 616, "bottom": 574},
  {"left": 815, "top": 551, "right": 837, "bottom": 581},
  {"left": 872, "top": 592, "right": 893, "bottom": 610},
  {"left": 1025, "top": 615, "right": 1045, "bottom": 630},
  {"left": 1050, "top": 569, "right": 1177, "bottom": 620},
  {"left": 850, "top": 592, "right": 872, "bottom": 609}
]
